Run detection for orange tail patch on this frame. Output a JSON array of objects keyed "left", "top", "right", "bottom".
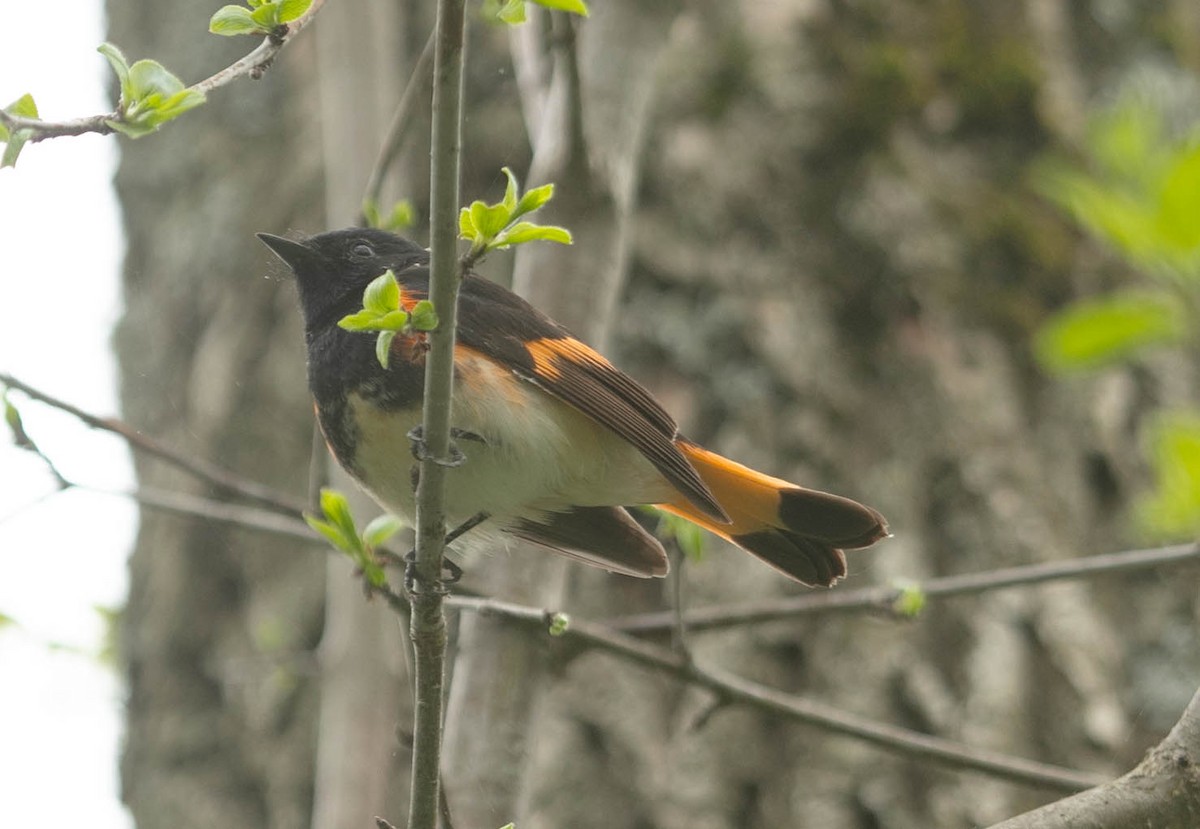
[{"left": 658, "top": 441, "right": 888, "bottom": 587}]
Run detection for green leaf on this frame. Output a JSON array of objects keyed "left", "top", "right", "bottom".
[
  {"left": 492, "top": 222, "right": 572, "bottom": 249},
  {"left": 501, "top": 166, "right": 520, "bottom": 214},
  {"left": 363, "top": 514, "right": 405, "bottom": 548},
  {"left": 278, "top": 0, "right": 313, "bottom": 23},
  {"left": 409, "top": 300, "right": 439, "bottom": 332},
  {"left": 209, "top": 5, "right": 263, "bottom": 35},
  {"left": 305, "top": 514, "right": 353, "bottom": 552},
  {"left": 890, "top": 580, "right": 926, "bottom": 618},
  {"left": 459, "top": 206, "right": 478, "bottom": 240},
  {"left": 97, "top": 43, "right": 131, "bottom": 98},
  {"left": 376, "top": 330, "right": 397, "bottom": 368},
  {"left": 1, "top": 130, "right": 31, "bottom": 168},
  {"left": 529, "top": 0, "right": 589, "bottom": 16},
  {"left": 318, "top": 488, "right": 361, "bottom": 549},
  {"left": 515, "top": 182, "right": 554, "bottom": 218},
  {"left": 496, "top": 0, "right": 526, "bottom": 23},
  {"left": 1137, "top": 411, "right": 1200, "bottom": 539},
  {"left": 363, "top": 270, "right": 401, "bottom": 315},
  {"left": 1034, "top": 291, "right": 1186, "bottom": 373},
  {"left": 1154, "top": 143, "right": 1200, "bottom": 253},
  {"left": 127, "top": 58, "right": 185, "bottom": 100},
  {"left": 338, "top": 310, "right": 380, "bottom": 331},
  {"left": 361, "top": 558, "right": 388, "bottom": 588},
  {"left": 250, "top": 4, "right": 281, "bottom": 27},
  {"left": 469, "top": 200, "right": 512, "bottom": 241},
  {"left": 6, "top": 93, "right": 38, "bottom": 120}
]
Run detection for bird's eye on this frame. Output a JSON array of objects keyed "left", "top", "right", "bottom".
[{"left": 350, "top": 242, "right": 374, "bottom": 259}]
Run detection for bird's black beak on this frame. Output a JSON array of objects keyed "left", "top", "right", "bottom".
[{"left": 257, "top": 232, "right": 317, "bottom": 272}]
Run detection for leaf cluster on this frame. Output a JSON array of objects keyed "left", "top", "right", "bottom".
[
  {"left": 210, "top": 0, "right": 314, "bottom": 37},
  {"left": 98, "top": 43, "right": 206, "bottom": 138},
  {"left": 338, "top": 270, "right": 438, "bottom": 369},
  {"left": 304, "top": 488, "right": 404, "bottom": 588},
  {"left": 460, "top": 167, "right": 572, "bottom": 259}
]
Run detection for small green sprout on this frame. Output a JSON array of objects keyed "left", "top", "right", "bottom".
[
  {"left": 459, "top": 167, "right": 572, "bottom": 259},
  {"left": 890, "top": 579, "right": 927, "bottom": 618},
  {"left": 98, "top": 43, "right": 206, "bottom": 138},
  {"left": 338, "top": 270, "right": 438, "bottom": 369},
  {"left": 304, "top": 488, "right": 404, "bottom": 588},
  {"left": 547, "top": 613, "right": 570, "bottom": 637}
]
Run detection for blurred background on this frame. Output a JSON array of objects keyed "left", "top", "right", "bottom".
[{"left": 3, "top": 1, "right": 1200, "bottom": 827}]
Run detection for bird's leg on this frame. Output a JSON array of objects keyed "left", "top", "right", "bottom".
[
  {"left": 445, "top": 510, "right": 490, "bottom": 545},
  {"left": 406, "top": 424, "right": 487, "bottom": 468},
  {"left": 402, "top": 511, "right": 489, "bottom": 591}
]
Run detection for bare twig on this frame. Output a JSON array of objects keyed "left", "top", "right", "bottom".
[
  {"left": 0, "top": 0, "right": 327, "bottom": 144},
  {"left": 92, "top": 484, "right": 318, "bottom": 542},
  {"left": 445, "top": 595, "right": 1107, "bottom": 794},
  {"left": 609, "top": 542, "right": 1200, "bottom": 633},
  {"left": 0, "top": 373, "right": 308, "bottom": 517},
  {"left": 359, "top": 29, "right": 437, "bottom": 224}
]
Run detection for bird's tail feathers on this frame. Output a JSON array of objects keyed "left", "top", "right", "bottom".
[{"left": 658, "top": 441, "right": 888, "bottom": 587}]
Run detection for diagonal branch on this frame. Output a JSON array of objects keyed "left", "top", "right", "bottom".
[
  {"left": 0, "top": 0, "right": 328, "bottom": 143},
  {"left": 445, "top": 595, "right": 1107, "bottom": 794},
  {"left": 0, "top": 372, "right": 308, "bottom": 517},
  {"left": 609, "top": 542, "right": 1200, "bottom": 633}
]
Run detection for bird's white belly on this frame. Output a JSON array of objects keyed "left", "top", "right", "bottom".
[{"left": 346, "top": 358, "right": 673, "bottom": 530}]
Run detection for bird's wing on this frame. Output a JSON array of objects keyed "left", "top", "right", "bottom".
[{"left": 455, "top": 274, "right": 727, "bottom": 521}]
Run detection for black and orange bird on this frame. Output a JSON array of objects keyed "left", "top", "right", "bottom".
[{"left": 259, "top": 228, "right": 888, "bottom": 586}]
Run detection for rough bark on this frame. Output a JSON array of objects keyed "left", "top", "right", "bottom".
[
  {"left": 991, "top": 688, "right": 1200, "bottom": 828},
  {"left": 109, "top": 3, "right": 326, "bottom": 827}
]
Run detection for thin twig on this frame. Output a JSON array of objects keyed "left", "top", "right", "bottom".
[
  {"left": 550, "top": 11, "right": 587, "bottom": 179},
  {"left": 445, "top": 595, "right": 1108, "bottom": 794},
  {"left": 0, "top": 0, "right": 327, "bottom": 144},
  {"left": 359, "top": 29, "right": 437, "bottom": 224},
  {"left": 609, "top": 542, "right": 1200, "bottom": 634},
  {"left": 87, "top": 484, "right": 319, "bottom": 542},
  {"left": 0, "top": 373, "right": 308, "bottom": 517}
]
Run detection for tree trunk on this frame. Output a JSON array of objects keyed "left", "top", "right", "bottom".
[{"left": 110, "top": 3, "right": 326, "bottom": 827}]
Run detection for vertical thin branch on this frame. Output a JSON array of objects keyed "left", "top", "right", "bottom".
[{"left": 408, "top": 0, "right": 467, "bottom": 827}]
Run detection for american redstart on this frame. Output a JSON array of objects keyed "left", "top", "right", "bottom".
[{"left": 259, "top": 228, "right": 888, "bottom": 587}]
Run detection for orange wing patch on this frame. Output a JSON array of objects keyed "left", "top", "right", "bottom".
[{"left": 525, "top": 336, "right": 614, "bottom": 382}]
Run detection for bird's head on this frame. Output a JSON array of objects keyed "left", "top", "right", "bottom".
[{"left": 258, "top": 227, "right": 429, "bottom": 333}]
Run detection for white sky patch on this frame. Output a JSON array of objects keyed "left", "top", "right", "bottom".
[{"left": 0, "top": 2, "right": 133, "bottom": 827}]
